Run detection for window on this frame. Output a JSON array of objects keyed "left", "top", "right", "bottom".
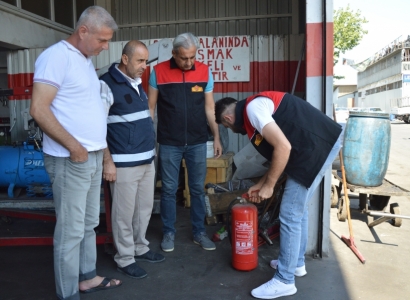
[
  {"left": 76, "top": 0, "right": 94, "bottom": 25},
  {"left": 2, "top": 0, "right": 16, "bottom": 5},
  {"left": 55, "top": 0, "right": 74, "bottom": 28},
  {"left": 394, "top": 81, "right": 402, "bottom": 89},
  {"left": 2, "top": 0, "right": 98, "bottom": 29},
  {"left": 21, "top": 0, "right": 50, "bottom": 19}
]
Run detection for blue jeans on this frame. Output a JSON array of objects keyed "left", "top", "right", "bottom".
[
  {"left": 159, "top": 143, "right": 207, "bottom": 236},
  {"left": 44, "top": 150, "right": 103, "bottom": 300},
  {"left": 275, "top": 133, "right": 343, "bottom": 284}
]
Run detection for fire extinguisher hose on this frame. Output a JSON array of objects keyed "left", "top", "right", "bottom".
[{"left": 225, "top": 197, "right": 243, "bottom": 245}]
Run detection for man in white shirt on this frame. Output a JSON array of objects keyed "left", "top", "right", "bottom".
[
  {"left": 100, "top": 40, "right": 164, "bottom": 279},
  {"left": 30, "top": 6, "right": 122, "bottom": 299}
]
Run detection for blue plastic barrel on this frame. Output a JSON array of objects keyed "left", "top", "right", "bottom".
[{"left": 343, "top": 112, "right": 391, "bottom": 187}]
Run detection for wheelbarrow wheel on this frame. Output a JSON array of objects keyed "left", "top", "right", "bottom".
[
  {"left": 337, "top": 182, "right": 342, "bottom": 199},
  {"left": 337, "top": 196, "right": 347, "bottom": 222},
  {"left": 369, "top": 195, "right": 390, "bottom": 210},
  {"left": 331, "top": 184, "right": 339, "bottom": 208},
  {"left": 359, "top": 193, "right": 367, "bottom": 210},
  {"left": 390, "top": 203, "right": 402, "bottom": 227}
]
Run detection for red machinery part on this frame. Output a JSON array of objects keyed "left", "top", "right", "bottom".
[
  {"left": 0, "top": 180, "right": 114, "bottom": 247},
  {"left": 231, "top": 200, "right": 258, "bottom": 271}
]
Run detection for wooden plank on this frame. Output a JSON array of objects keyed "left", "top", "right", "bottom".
[
  {"left": 206, "top": 176, "right": 284, "bottom": 217},
  {"left": 208, "top": 189, "right": 245, "bottom": 214},
  {"left": 182, "top": 153, "right": 234, "bottom": 168},
  {"left": 205, "top": 215, "right": 218, "bottom": 225},
  {"left": 332, "top": 170, "right": 410, "bottom": 196},
  {"left": 205, "top": 168, "right": 217, "bottom": 185},
  {"left": 216, "top": 167, "right": 225, "bottom": 183},
  {"left": 207, "top": 189, "right": 277, "bottom": 215},
  {"left": 183, "top": 153, "right": 234, "bottom": 207},
  {"left": 205, "top": 153, "right": 233, "bottom": 168}
]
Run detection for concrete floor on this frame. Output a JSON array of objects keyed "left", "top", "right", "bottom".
[{"left": 1, "top": 121, "right": 409, "bottom": 300}]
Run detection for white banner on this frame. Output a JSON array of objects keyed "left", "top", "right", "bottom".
[{"left": 197, "top": 36, "right": 250, "bottom": 82}]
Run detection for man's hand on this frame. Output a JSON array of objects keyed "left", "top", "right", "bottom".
[
  {"left": 204, "top": 91, "right": 223, "bottom": 158},
  {"left": 69, "top": 144, "right": 89, "bottom": 162},
  {"left": 102, "top": 148, "right": 116, "bottom": 181},
  {"left": 213, "top": 138, "right": 223, "bottom": 158},
  {"left": 258, "top": 183, "right": 274, "bottom": 200},
  {"left": 103, "top": 159, "right": 117, "bottom": 182},
  {"left": 247, "top": 180, "right": 275, "bottom": 203},
  {"left": 247, "top": 182, "right": 262, "bottom": 203}
]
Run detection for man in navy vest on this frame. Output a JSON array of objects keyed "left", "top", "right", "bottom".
[
  {"left": 100, "top": 40, "right": 165, "bottom": 279},
  {"left": 215, "top": 92, "right": 342, "bottom": 299}
]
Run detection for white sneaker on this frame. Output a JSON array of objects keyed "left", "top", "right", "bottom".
[
  {"left": 269, "top": 260, "right": 307, "bottom": 277},
  {"left": 251, "top": 278, "right": 297, "bottom": 299}
]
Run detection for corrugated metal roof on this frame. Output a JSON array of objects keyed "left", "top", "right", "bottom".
[{"left": 112, "top": 0, "right": 295, "bottom": 41}]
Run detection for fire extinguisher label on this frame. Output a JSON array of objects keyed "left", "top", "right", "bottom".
[{"left": 235, "top": 220, "right": 253, "bottom": 255}]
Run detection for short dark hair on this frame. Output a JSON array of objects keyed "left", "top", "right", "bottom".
[
  {"left": 122, "top": 40, "right": 147, "bottom": 58},
  {"left": 215, "top": 97, "right": 237, "bottom": 124}
]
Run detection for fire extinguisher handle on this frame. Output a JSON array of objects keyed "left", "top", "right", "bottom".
[{"left": 241, "top": 190, "right": 259, "bottom": 200}]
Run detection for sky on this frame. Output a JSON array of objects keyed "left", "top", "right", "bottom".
[{"left": 333, "top": 0, "right": 410, "bottom": 64}]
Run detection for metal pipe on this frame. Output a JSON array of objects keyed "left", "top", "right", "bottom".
[
  {"left": 49, "top": 0, "right": 55, "bottom": 22},
  {"left": 368, "top": 211, "right": 410, "bottom": 220},
  {"left": 291, "top": 38, "right": 305, "bottom": 95},
  {"left": 316, "top": 0, "right": 328, "bottom": 259},
  {"left": 72, "top": 0, "right": 76, "bottom": 29},
  {"left": 206, "top": 183, "right": 230, "bottom": 193}
]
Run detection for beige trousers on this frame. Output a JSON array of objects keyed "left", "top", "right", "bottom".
[{"left": 110, "top": 161, "right": 155, "bottom": 268}]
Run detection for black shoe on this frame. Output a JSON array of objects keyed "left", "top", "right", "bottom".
[
  {"left": 117, "top": 262, "right": 147, "bottom": 279},
  {"left": 135, "top": 250, "right": 165, "bottom": 263}
]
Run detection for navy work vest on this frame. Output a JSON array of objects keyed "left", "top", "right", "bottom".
[{"left": 100, "top": 64, "right": 155, "bottom": 168}]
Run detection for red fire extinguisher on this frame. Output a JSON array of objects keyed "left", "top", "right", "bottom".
[{"left": 231, "top": 194, "right": 258, "bottom": 271}]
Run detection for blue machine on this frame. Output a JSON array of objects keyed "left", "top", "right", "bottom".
[{"left": 0, "top": 143, "right": 51, "bottom": 198}]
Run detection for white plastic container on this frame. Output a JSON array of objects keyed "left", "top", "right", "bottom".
[{"left": 206, "top": 141, "right": 214, "bottom": 158}]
